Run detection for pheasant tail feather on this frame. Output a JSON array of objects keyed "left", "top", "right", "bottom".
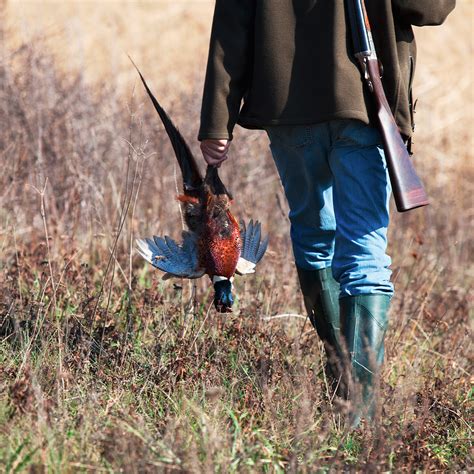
[{"left": 129, "top": 57, "right": 202, "bottom": 192}]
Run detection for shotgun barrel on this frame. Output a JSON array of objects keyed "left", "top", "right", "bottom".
[{"left": 346, "top": 0, "right": 429, "bottom": 212}]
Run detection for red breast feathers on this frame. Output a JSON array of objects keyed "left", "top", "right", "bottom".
[{"left": 198, "top": 193, "right": 241, "bottom": 278}]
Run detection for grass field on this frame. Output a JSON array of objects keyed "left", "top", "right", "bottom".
[{"left": 1, "top": 1, "right": 473, "bottom": 471}]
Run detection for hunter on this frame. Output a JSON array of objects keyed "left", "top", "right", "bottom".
[{"left": 198, "top": 0, "right": 456, "bottom": 425}]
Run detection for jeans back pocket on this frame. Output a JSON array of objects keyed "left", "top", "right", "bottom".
[{"left": 265, "top": 125, "right": 314, "bottom": 149}]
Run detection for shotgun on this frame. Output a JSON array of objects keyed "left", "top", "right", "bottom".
[{"left": 346, "top": 0, "right": 429, "bottom": 212}]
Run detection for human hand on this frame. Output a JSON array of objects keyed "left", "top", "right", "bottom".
[{"left": 200, "top": 139, "right": 230, "bottom": 167}]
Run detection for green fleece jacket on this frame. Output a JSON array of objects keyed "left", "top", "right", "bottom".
[{"left": 198, "top": 0, "right": 455, "bottom": 141}]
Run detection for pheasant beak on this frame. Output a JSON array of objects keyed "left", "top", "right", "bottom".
[{"left": 212, "top": 278, "right": 234, "bottom": 313}]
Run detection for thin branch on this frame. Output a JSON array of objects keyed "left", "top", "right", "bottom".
[{"left": 260, "top": 313, "right": 307, "bottom": 321}]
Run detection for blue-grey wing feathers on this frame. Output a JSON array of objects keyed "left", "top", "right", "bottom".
[
  {"left": 236, "top": 220, "right": 269, "bottom": 275},
  {"left": 136, "top": 231, "right": 205, "bottom": 279}
]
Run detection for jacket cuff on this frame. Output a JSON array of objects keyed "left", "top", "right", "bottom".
[
  {"left": 392, "top": 0, "right": 456, "bottom": 26},
  {"left": 197, "top": 130, "right": 233, "bottom": 142}
]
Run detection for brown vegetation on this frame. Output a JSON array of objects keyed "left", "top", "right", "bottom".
[{"left": 0, "top": 1, "right": 472, "bottom": 471}]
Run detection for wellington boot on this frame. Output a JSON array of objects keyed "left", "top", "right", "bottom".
[
  {"left": 297, "top": 267, "right": 342, "bottom": 381},
  {"left": 340, "top": 294, "right": 390, "bottom": 427}
]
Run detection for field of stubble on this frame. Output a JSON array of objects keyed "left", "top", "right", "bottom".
[{"left": 0, "top": 1, "right": 472, "bottom": 471}]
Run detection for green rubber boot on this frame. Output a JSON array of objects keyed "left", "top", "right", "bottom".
[
  {"left": 297, "top": 267, "right": 343, "bottom": 380},
  {"left": 340, "top": 294, "right": 390, "bottom": 426}
]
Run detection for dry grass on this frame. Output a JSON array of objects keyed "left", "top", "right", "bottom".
[{"left": 0, "top": 1, "right": 473, "bottom": 471}]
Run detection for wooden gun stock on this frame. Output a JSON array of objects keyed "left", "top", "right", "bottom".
[
  {"left": 365, "top": 59, "right": 429, "bottom": 212},
  {"left": 348, "top": 0, "right": 429, "bottom": 212}
]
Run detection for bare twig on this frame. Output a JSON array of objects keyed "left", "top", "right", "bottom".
[{"left": 261, "top": 313, "right": 307, "bottom": 321}]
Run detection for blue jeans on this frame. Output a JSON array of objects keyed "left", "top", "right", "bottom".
[{"left": 266, "top": 120, "right": 393, "bottom": 297}]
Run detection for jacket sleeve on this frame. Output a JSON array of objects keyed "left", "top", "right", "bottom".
[
  {"left": 198, "top": 0, "right": 256, "bottom": 141},
  {"left": 392, "top": 0, "right": 456, "bottom": 26}
]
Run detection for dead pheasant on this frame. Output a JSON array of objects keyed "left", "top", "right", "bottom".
[{"left": 134, "top": 66, "right": 268, "bottom": 312}]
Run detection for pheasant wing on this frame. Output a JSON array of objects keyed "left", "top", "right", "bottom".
[
  {"left": 235, "top": 220, "right": 269, "bottom": 275},
  {"left": 136, "top": 231, "right": 205, "bottom": 279}
]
